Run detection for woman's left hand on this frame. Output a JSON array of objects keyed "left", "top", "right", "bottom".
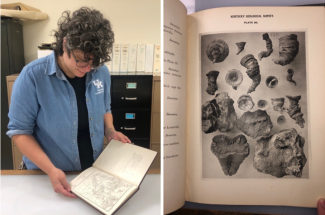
[{"left": 106, "top": 128, "right": 131, "bottom": 143}]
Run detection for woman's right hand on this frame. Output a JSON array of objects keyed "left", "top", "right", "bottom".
[{"left": 48, "top": 167, "right": 77, "bottom": 198}]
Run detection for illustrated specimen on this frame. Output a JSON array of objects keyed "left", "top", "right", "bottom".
[
  {"left": 286, "top": 95, "right": 305, "bottom": 128},
  {"left": 236, "top": 110, "right": 273, "bottom": 139},
  {"left": 287, "top": 69, "right": 297, "bottom": 86},
  {"left": 271, "top": 98, "right": 285, "bottom": 114},
  {"left": 258, "top": 33, "right": 273, "bottom": 61},
  {"left": 253, "top": 128, "right": 307, "bottom": 178},
  {"left": 273, "top": 34, "right": 299, "bottom": 66},
  {"left": 277, "top": 115, "right": 287, "bottom": 125},
  {"left": 240, "top": 54, "right": 261, "bottom": 94},
  {"left": 266, "top": 76, "right": 279, "bottom": 88},
  {"left": 206, "top": 39, "right": 229, "bottom": 63},
  {"left": 257, "top": 100, "right": 269, "bottom": 110},
  {"left": 206, "top": 70, "right": 220, "bottom": 95},
  {"left": 237, "top": 95, "right": 255, "bottom": 111},
  {"left": 202, "top": 92, "right": 237, "bottom": 133},
  {"left": 236, "top": 42, "right": 246, "bottom": 55},
  {"left": 211, "top": 134, "right": 250, "bottom": 176},
  {"left": 225, "top": 69, "right": 243, "bottom": 90}
]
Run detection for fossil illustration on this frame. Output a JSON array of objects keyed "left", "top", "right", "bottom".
[
  {"left": 286, "top": 95, "right": 305, "bottom": 128},
  {"left": 236, "top": 110, "right": 273, "bottom": 139},
  {"left": 236, "top": 42, "right": 246, "bottom": 55},
  {"left": 277, "top": 115, "right": 287, "bottom": 125},
  {"left": 240, "top": 54, "right": 261, "bottom": 94},
  {"left": 237, "top": 95, "right": 254, "bottom": 111},
  {"left": 206, "top": 70, "right": 220, "bottom": 95},
  {"left": 257, "top": 100, "right": 269, "bottom": 110},
  {"left": 258, "top": 33, "right": 273, "bottom": 61},
  {"left": 271, "top": 98, "right": 285, "bottom": 114},
  {"left": 273, "top": 34, "right": 299, "bottom": 66},
  {"left": 211, "top": 134, "right": 250, "bottom": 176},
  {"left": 225, "top": 69, "right": 243, "bottom": 90},
  {"left": 287, "top": 69, "right": 297, "bottom": 86},
  {"left": 202, "top": 92, "right": 237, "bottom": 133},
  {"left": 206, "top": 39, "right": 229, "bottom": 63},
  {"left": 253, "top": 128, "right": 307, "bottom": 178},
  {"left": 265, "top": 76, "right": 278, "bottom": 88}
]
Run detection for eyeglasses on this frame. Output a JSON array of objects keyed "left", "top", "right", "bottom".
[{"left": 70, "top": 49, "right": 94, "bottom": 69}]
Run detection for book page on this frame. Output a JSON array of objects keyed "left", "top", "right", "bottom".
[
  {"left": 93, "top": 140, "right": 157, "bottom": 186},
  {"left": 163, "top": 0, "right": 188, "bottom": 213},
  {"left": 70, "top": 167, "right": 137, "bottom": 215},
  {"left": 186, "top": 7, "right": 325, "bottom": 207}
]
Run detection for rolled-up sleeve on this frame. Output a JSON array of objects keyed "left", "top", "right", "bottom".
[
  {"left": 103, "top": 66, "right": 112, "bottom": 114},
  {"left": 7, "top": 68, "right": 39, "bottom": 138}
]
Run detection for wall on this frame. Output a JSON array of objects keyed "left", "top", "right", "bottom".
[{"left": 2, "top": 0, "right": 161, "bottom": 64}]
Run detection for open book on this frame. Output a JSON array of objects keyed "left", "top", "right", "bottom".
[
  {"left": 163, "top": 0, "right": 325, "bottom": 213},
  {"left": 70, "top": 140, "right": 157, "bottom": 215}
]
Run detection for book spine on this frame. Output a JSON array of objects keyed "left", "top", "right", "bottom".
[
  {"left": 112, "top": 44, "right": 121, "bottom": 73},
  {"left": 153, "top": 44, "right": 161, "bottom": 75},
  {"left": 136, "top": 44, "right": 146, "bottom": 73},
  {"left": 145, "top": 44, "right": 154, "bottom": 74},
  {"left": 120, "top": 44, "right": 129, "bottom": 73},
  {"left": 128, "top": 44, "right": 138, "bottom": 72}
]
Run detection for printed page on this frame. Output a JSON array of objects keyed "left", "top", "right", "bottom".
[
  {"left": 163, "top": 0, "right": 188, "bottom": 213},
  {"left": 186, "top": 7, "right": 325, "bottom": 207},
  {"left": 70, "top": 167, "right": 137, "bottom": 215},
  {"left": 93, "top": 140, "right": 157, "bottom": 186}
]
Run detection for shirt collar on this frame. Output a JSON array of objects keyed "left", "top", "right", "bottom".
[{"left": 44, "top": 51, "right": 99, "bottom": 78}]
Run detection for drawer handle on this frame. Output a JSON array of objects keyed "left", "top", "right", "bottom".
[
  {"left": 125, "top": 97, "right": 137, "bottom": 100},
  {"left": 124, "top": 127, "right": 136, "bottom": 130}
]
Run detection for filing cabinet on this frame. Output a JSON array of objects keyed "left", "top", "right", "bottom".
[{"left": 111, "top": 75, "right": 153, "bottom": 149}]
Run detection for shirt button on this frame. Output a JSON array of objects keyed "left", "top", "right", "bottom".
[
  {"left": 87, "top": 99, "right": 89, "bottom": 102},
  {"left": 73, "top": 140, "right": 76, "bottom": 143},
  {"left": 94, "top": 150, "right": 97, "bottom": 154},
  {"left": 91, "top": 134, "right": 94, "bottom": 137},
  {"left": 75, "top": 158, "right": 78, "bottom": 162},
  {"left": 90, "top": 117, "right": 92, "bottom": 120}
]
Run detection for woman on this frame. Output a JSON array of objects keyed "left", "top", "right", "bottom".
[{"left": 7, "top": 7, "right": 130, "bottom": 198}]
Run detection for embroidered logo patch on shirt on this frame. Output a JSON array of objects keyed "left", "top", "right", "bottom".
[{"left": 93, "top": 79, "right": 104, "bottom": 94}]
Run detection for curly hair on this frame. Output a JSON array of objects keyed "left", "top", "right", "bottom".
[{"left": 52, "top": 7, "right": 114, "bottom": 68}]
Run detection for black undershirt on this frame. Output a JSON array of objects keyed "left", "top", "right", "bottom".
[{"left": 63, "top": 73, "right": 94, "bottom": 170}]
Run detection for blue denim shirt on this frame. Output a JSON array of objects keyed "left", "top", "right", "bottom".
[{"left": 7, "top": 51, "right": 111, "bottom": 171}]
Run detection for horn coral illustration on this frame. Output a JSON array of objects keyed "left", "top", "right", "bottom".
[
  {"left": 236, "top": 110, "right": 273, "bottom": 139},
  {"left": 258, "top": 33, "right": 273, "bottom": 60},
  {"left": 211, "top": 134, "right": 250, "bottom": 176},
  {"left": 266, "top": 76, "right": 279, "bottom": 88},
  {"left": 205, "top": 70, "right": 220, "bottom": 95},
  {"left": 237, "top": 95, "right": 254, "bottom": 111},
  {"left": 206, "top": 39, "right": 229, "bottom": 63},
  {"left": 273, "top": 34, "right": 299, "bottom": 66},
  {"left": 202, "top": 92, "right": 237, "bottom": 133},
  {"left": 240, "top": 54, "right": 261, "bottom": 94},
  {"left": 271, "top": 98, "right": 285, "bottom": 114},
  {"left": 287, "top": 69, "right": 297, "bottom": 86},
  {"left": 236, "top": 42, "right": 246, "bottom": 55},
  {"left": 253, "top": 128, "right": 307, "bottom": 178},
  {"left": 286, "top": 95, "right": 305, "bottom": 128},
  {"left": 257, "top": 100, "right": 269, "bottom": 110},
  {"left": 225, "top": 69, "right": 243, "bottom": 90}
]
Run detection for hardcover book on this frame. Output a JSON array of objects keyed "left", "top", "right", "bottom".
[
  {"left": 163, "top": 0, "right": 325, "bottom": 213},
  {"left": 70, "top": 140, "right": 157, "bottom": 215}
]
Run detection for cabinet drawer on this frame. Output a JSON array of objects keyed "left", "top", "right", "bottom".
[
  {"left": 111, "top": 75, "right": 152, "bottom": 108},
  {"left": 113, "top": 109, "right": 151, "bottom": 138}
]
